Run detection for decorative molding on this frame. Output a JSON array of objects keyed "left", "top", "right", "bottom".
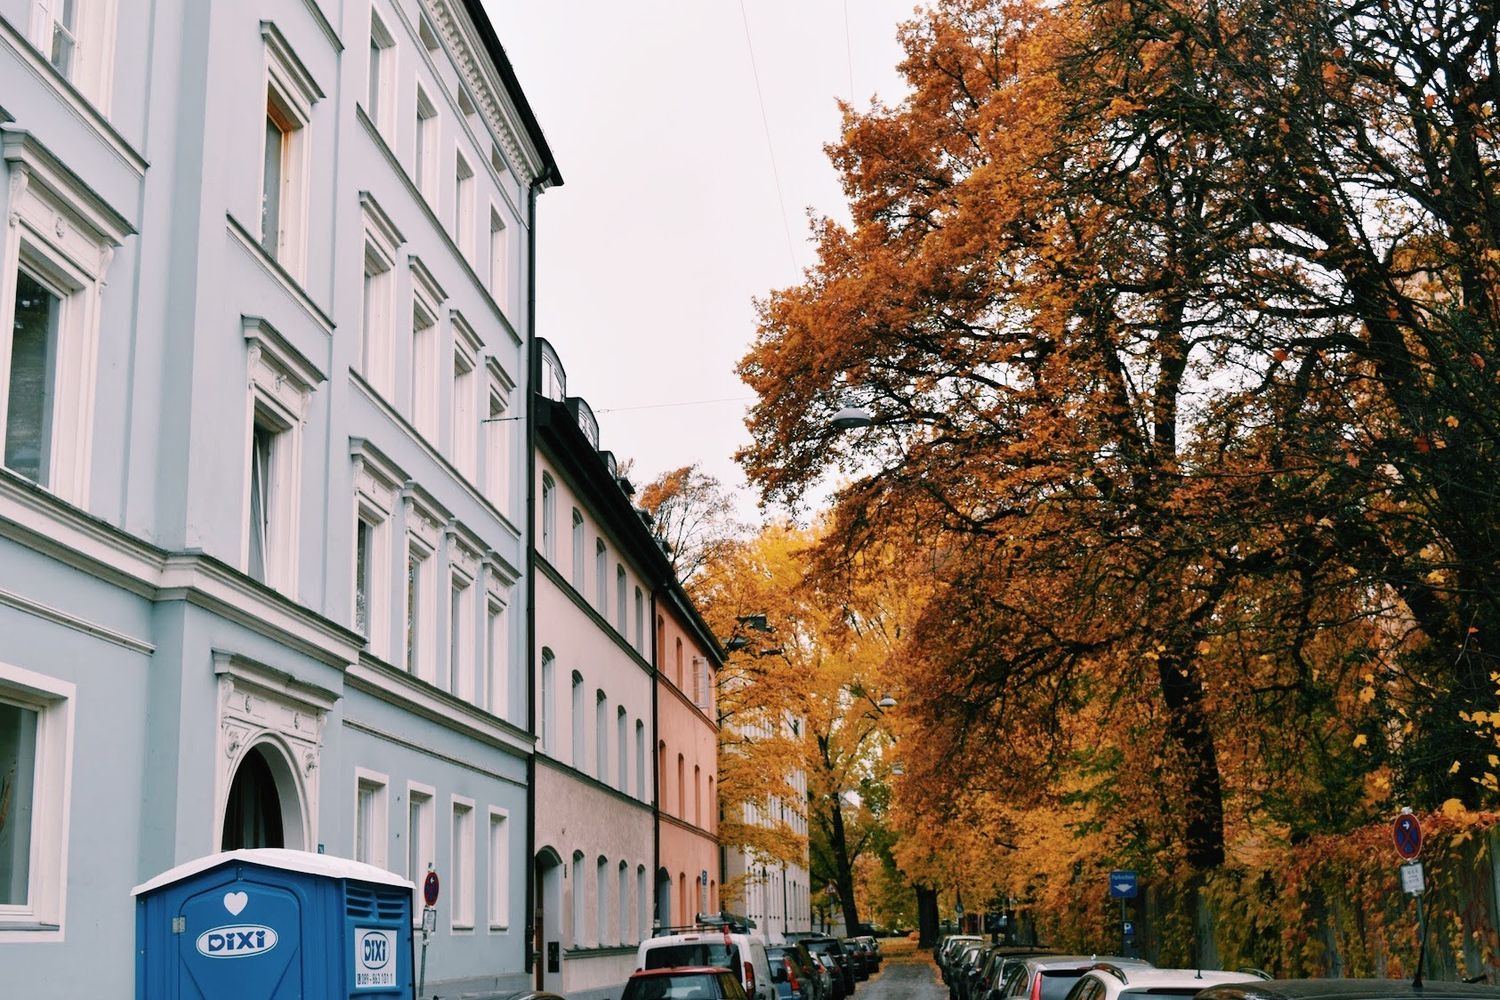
[
  {"left": 297, "top": 0, "right": 343, "bottom": 54},
  {"left": 242, "top": 314, "right": 327, "bottom": 396},
  {"left": 409, "top": 253, "right": 448, "bottom": 307},
  {"left": 0, "top": 16, "right": 148, "bottom": 178},
  {"left": 536, "top": 559, "right": 654, "bottom": 678},
  {"left": 0, "top": 584, "right": 155, "bottom": 655},
  {"left": 226, "top": 213, "right": 336, "bottom": 336},
  {"left": 345, "top": 654, "right": 533, "bottom": 759},
  {"left": 1, "top": 126, "right": 133, "bottom": 249},
  {"left": 358, "top": 190, "right": 406, "bottom": 252},
  {"left": 259, "top": 21, "right": 325, "bottom": 104}
]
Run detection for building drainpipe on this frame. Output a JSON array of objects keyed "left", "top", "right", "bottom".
[
  {"left": 524, "top": 174, "right": 543, "bottom": 987},
  {"left": 650, "top": 582, "right": 663, "bottom": 928}
]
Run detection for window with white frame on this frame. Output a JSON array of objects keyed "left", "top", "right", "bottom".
[
  {"left": 405, "top": 536, "right": 434, "bottom": 680},
  {"left": 358, "top": 193, "right": 401, "bottom": 399},
  {"left": 451, "top": 316, "right": 479, "bottom": 479},
  {"left": 570, "top": 672, "right": 584, "bottom": 771},
  {"left": 485, "top": 593, "right": 508, "bottom": 717},
  {"left": 352, "top": 445, "right": 398, "bottom": 661},
  {"left": 595, "top": 690, "right": 608, "bottom": 783},
  {"left": 596, "top": 856, "right": 609, "bottom": 946},
  {"left": 484, "top": 372, "right": 511, "bottom": 514},
  {"left": 540, "top": 473, "right": 556, "bottom": 561},
  {"left": 633, "top": 587, "right": 643, "bottom": 653},
  {"left": 488, "top": 208, "right": 507, "bottom": 310},
  {"left": 636, "top": 866, "right": 647, "bottom": 944},
  {"left": 409, "top": 260, "right": 443, "bottom": 440},
  {"left": 616, "top": 706, "right": 628, "bottom": 793},
  {"left": 570, "top": 510, "right": 585, "bottom": 588},
  {"left": 29, "top": 0, "right": 117, "bottom": 110},
  {"left": 413, "top": 86, "right": 437, "bottom": 203},
  {"left": 635, "top": 721, "right": 645, "bottom": 802},
  {"left": 539, "top": 648, "right": 554, "bottom": 752},
  {"left": 618, "top": 861, "right": 630, "bottom": 945},
  {"left": 406, "top": 784, "right": 435, "bottom": 921},
  {"left": 595, "top": 541, "right": 607, "bottom": 613},
  {"left": 451, "top": 798, "right": 474, "bottom": 930},
  {"left": 354, "top": 515, "right": 376, "bottom": 637},
  {"left": 1, "top": 133, "right": 126, "bottom": 504},
  {"left": 615, "top": 565, "right": 626, "bottom": 633},
  {"left": 259, "top": 25, "right": 320, "bottom": 278},
  {"left": 366, "top": 8, "right": 395, "bottom": 139},
  {"left": 570, "top": 851, "right": 585, "bottom": 947},
  {"left": 448, "top": 572, "right": 472, "bottom": 696},
  {"left": 0, "top": 663, "right": 73, "bottom": 934},
  {"left": 243, "top": 320, "right": 319, "bottom": 595},
  {"left": 354, "top": 771, "right": 388, "bottom": 868},
  {"left": 488, "top": 808, "right": 509, "bottom": 930},
  {"left": 454, "top": 152, "right": 475, "bottom": 262}
]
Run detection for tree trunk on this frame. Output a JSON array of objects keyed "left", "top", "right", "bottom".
[
  {"left": 830, "top": 797, "right": 861, "bottom": 934},
  {"left": 915, "top": 884, "right": 940, "bottom": 949},
  {"left": 1156, "top": 654, "right": 1226, "bottom": 870}
]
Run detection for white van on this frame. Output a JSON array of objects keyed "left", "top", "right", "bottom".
[{"left": 636, "top": 925, "right": 775, "bottom": 1000}]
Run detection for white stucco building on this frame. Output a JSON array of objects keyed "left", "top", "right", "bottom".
[{"left": 0, "top": 0, "right": 558, "bottom": 994}]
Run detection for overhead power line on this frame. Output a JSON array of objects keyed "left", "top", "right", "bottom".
[{"left": 737, "top": 0, "right": 800, "bottom": 276}]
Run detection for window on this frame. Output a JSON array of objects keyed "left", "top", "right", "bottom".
[
  {"left": 0, "top": 135, "right": 126, "bottom": 504},
  {"left": 354, "top": 516, "right": 374, "bottom": 637},
  {"left": 570, "top": 851, "right": 585, "bottom": 947},
  {"left": 618, "top": 861, "right": 630, "bottom": 945},
  {"left": 244, "top": 400, "right": 297, "bottom": 591},
  {"left": 635, "top": 721, "right": 645, "bottom": 802},
  {"left": 571, "top": 672, "right": 585, "bottom": 771},
  {"left": 676, "top": 754, "right": 686, "bottom": 819},
  {"left": 675, "top": 638, "right": 684, "bottom": 689},
  {"left": 694, "top": 765, "right": 701, "bottom": 826},
  {"left": 405, "top": 539, "right": 433, "bottom": 679},
  {"left": 615, "top": 566, "right": 627, "bottom": 632},
  {"left": 451, "top": 799, "right": 474, "bottom": 930},
  {"left": 410, "top": 270, "right": 440, "bottom": 440},
  {"left": 448, "top": 574, "right": 471, "bottom": 696},
  {"left": 541, "top": 474, "right": 556, "bottom": 561},
  {"left": 707, "top": 777, "right": 715, "bottom": 833},
  {"left": 617, "top": 707, "right": 628, "bottom": 793},
  {"left": 259, "top": 26, "right": 319, "bottom": 278},
  {"left": 657, "top": 741, "right": 666, "bottom": 807},
  {"left": 485, "top": 597, "right": 507, "bottom": 718},
  {"left": 366, "top": 9, "right": 395, "bottom": 137},
  {"left": 489, "top": 208, "right": 508, "bottom": 309},
  {"left": 451, "top": 318, "right": 479, "bottom": 479},
  {"left": 454, "top": 152, "right": 475, "bottom": 261},
  {"left": 539, "top": 649, "right": 554, "bottom": 752},
  {"left": 595, "top": 690, "right": 608, "bottom": 783},
  {"left": 352, "top": 444, "right": 398, "bottom": 661},
  {"left": 692, "top": 657, "right": 703, "bottom": 707},
  {"left": 571, "top": 510, "right": 585, "bottom": 588},
  {"left": 356, "top": 193, "right": 402, "bottom": 399},
  {"left": 634, "top": 588, "right": 644, "bottom": 653},
  {"left": 414, "top": 86, "right": 437, "bottom": 202},
  {"left": 354, "top": 772, "right": 388, "bottom": 868},
  {"left": 407, "top": 785, "right": 435, "bottom": 921},
  {"left": 31, "top": 0, "right": 117, "bottom": 109},
  {"left": 637, "top": 866, "right": 648, "bottom": 943},
  {"left": 0, "top": 665, "right": 73, "bottom": 933},
  {"left": 596, "top": 856, "right": 609, "bottom": 946},
  {"left": 595, "top": 541, "right": 607, "bottom": 612},
  {"left": 485, "top": 380, "right": 511, "bottom": 514},
  {"left": 488, "top": 809, "right": 509, "bottom": 930}
]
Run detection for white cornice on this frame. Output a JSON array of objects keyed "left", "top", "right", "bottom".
[{"left": 346, "top": 653, "right": 532, "bottom": 757}]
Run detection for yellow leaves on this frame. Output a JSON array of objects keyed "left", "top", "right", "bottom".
[
  {"left": 1445, "top": 415, "right": 1460, "bottom": 428},
  {"left": 1358, "top": 686, "right": 1376, "bottom": 704},
  {"left": 1352, "top": 734, "right": 1368, "bottom": 748},
  {"left": 1440, "top": 797, "right": 1466, "bottom": 817},
  {"left": 1449, "top": 760, "right": 1462, "bottom": 775}
]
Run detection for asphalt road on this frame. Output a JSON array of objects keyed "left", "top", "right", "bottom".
[{"left": 854, "top": 961, "right": 949, "bottom": 1000}]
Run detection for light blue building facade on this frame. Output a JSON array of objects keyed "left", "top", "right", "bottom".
[{"left": 0, "top": 0, "right": 559, "bottom": 994}]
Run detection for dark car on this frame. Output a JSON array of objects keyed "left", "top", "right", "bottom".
[
  {"left": 843, "top": 939, "right": 872, "bottom": 980},
  {"left": 950, "top": 943, "right": 989, "bottom": 1000},
  {"left": 1198, "top": 982, "right": 1500, "bottom": 1000},
  {"left": 810, "top": 951, "right": 845, "bottom": 1000},
  {"left": 622, "top": 967, "right": 750, "bottom": 1000},
  {"left": 788, "top": 934, "right": 856, "bottom": 997},
  {"left": 849, "top": 937, "right": 881, "bottom": 974},
  {"left": 940, "top": 938, "right": 984, "bottom": 985},
  {"left": 768, "top": 944, "right": 824, "bottom": 1000}
]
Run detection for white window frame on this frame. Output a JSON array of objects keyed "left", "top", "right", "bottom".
[
  {"left": 453, "top": 150, "right": 475, "bottom": 262},
  {"left": 406, "top": 782, "right": 435, "bottom": 924},
  {"left": 450, "top": 796, "right": 475, "bottom": 931},
  {"left": 487, "top": 204, "right": 508, "bottom": 313},
  {"left": 483, "top": 361, "right": 513, "bottom": 515},
  {"left": 0, "top": 662, "right": 74, "bottom": 940},
  {"left": 595, "top": 855, "right": 609, "bottom": 946},
  {"left": 570, "top": 671, "right": 584, "bottom": 771},
  {"left": 242, "top": 318, "right": 321, "bottom": 596},
  {"left": 570, "top": 851, "right": 585, "bottom": 947},
  {"left": 484, "top": 584, "right": 510, "bottom": 719},
  {"left": 570, "top": 510, "right": 585, "bottom": 588},
  {"left": 615, "top": 565, "right": 626, "bottom": 633},
  {"left": 29, "top": 0, "right": 118, "bottom": 112},
  {"left": 540, "top": 472, "right": 556, "bottom": 562},
  {"left": 353, "top": 768, "right": 389, "bottom": 869},
  {"left": 487, "top": 807, "right": 510, "bottom": 931},
  {"left": 539, "top": 648, "right": 554, "bottom": 752},
  {"left": 352, "top": 442, "right": 400, "bottom": 661},
  {"left": 357, "top": 192, "right": 402, "bottom": 399},
  {"left": 259, "top": 23, "right": 322, "bottom": 280},
  {"left": 595, "top": 689, "right": 608, "bottom": 783},
  {"left": 0, "top": 131, "right": 126, "bottom": 505},
  {"left": 450, "top": 313, "right": 480, "bottom": 479},
  {"left": 414, "top": 84, "right": 437, "bottom": 203},
  {"left": 408, "top": 257, "right": 445, "bottom": 440},
  {"left": 634, "top": 587, "right": 644, "bottom": 653},
  {"left": 617, "top": 861, "right": 629, "bottom": 945},
  {"left": 634, "top": 721, "right": 645, "bottom": 802},
  {"left": 404, "top": 497, "right": 441, "bottom": 683},
  {"left": 594, "top": 540, "right": 607, "bottom": 613},
  {"left": 365, "top": 6, "right": 396, "bottom": 140}
]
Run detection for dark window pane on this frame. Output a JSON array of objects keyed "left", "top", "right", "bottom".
[{"left": 6, "top": 270, "right": 60, "bottom": 484}]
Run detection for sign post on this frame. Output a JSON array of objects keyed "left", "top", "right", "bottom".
[
  {"left": 419, "top": 866, "right": 440, "bottom": 998},
  {"left": 1108, "top": 871, "right": 1138, "bottom": 958},
  {"left": 1393, "top": 811, "right": 1425, "bottom": 985}
]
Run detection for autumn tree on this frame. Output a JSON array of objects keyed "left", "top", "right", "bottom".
[{"left": 639, "top": 464, "right": 746, "bottom": 585}]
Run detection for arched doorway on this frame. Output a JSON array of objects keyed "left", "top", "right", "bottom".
[
  {"left": 534, "top": 848, "right": 564, "bottom": 992},
  {"left": 221, "top": 742, "right": 305, "bottom": 851},
  {"left": 655, "top": 867, "right": 672, "bottom": 930}
]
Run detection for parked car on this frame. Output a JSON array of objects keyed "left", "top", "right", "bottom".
[
  {"left": 637, "top": 926, "right": 775, "bottom": 1000},
  {"left": 787, "top": 934, "right": 856, "bottom": 997},
  {"left": 939, "top": 936, "right": 984, "bottom": 981},
  {"left": 622, "top": 968, "right": 750, "bottom": 1000},
  {"left": 768, "top": 944, "right": 823, "bottom": 1000},
  {"left": 976, "top": 948, "right": 1060, "bottom": 1000},
  {"left": 1197, "top": 980, "right": 1500, "bottom": 1000},
  {"left": 1002, "top": 956, "right": 1153, "bottom": 1000},
  {"left": 1063, "top": 966, "right": 1265, "bottom": 1000},
  {"left": 848, "top": 936, "right": 881, "bottom": 973},
  {"left": 808, "top": 951, "right": 841, "bottom": 1000},
  {"left": 842, "top": 938, "right": 872, "bottom": 980},
  {"left": 950, "top": 943, "right": 990, "bottom": 1000}
]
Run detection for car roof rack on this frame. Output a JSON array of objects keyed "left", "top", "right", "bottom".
[
  {"left": 1236, "top": 968, "right": 1273, "bottom": 981},
  {"left": 1091, "top": 963, "right": 1132, "bottom": 984},
  {"left": 650, "top": 912, "right": 759, "bottom": 937}
]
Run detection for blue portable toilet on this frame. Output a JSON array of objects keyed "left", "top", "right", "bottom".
[{"left": 134, "top": 848, "right": 413, "bottom": 999}]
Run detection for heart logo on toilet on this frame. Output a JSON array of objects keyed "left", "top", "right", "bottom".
[{"left": 223, "top": 891, "right": 248, "bottom": 916}]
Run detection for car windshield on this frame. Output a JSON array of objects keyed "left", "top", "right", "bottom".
[
  {"left": 805, "top": 940, "right": 843, "bottom": 956},
  {"left": 625, "top": 975, "right": 727, "bottom": 1000},
  {"left": 645, "top": 944, "right": 741, "bottom": 971}
]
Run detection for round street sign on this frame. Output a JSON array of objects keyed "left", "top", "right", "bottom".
[
  {"left": 1393, "top": 812, "right": 1422, "bottom": 860},
  {"left": 424, "top": 869, "right": 441, "bottom": 907}
]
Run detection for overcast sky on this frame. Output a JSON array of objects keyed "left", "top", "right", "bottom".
[{"left": 484, "top": 1, "right": 919, "bottom": 519}]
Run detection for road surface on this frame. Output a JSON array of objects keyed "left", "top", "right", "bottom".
[{"left": 857, "top": 959, "right": 948, "bottom": 1000}]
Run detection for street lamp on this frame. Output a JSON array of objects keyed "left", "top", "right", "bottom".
[
  {"left": 877, "top": 693, "right": 897, "bottom": 709},
  {"left": 830, "top": 405, "right": 873, "bottom": 430}
]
